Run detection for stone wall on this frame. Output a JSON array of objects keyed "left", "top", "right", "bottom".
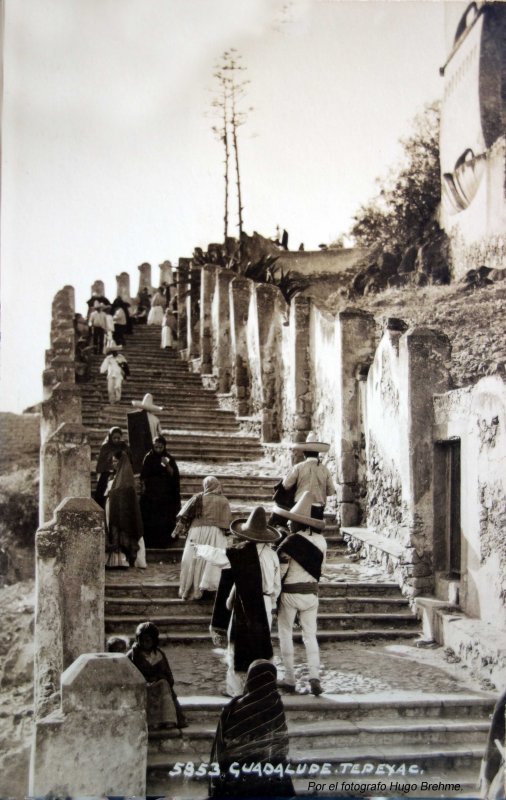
[
  {"left": 434, "top": 376, "right": 506, "bottom": 626},
  {"left": 364, "top": 322, "right": 452, "bottom": 597},
  {"left": 440, "top": 4, "right": 506, "bottom": 279}
]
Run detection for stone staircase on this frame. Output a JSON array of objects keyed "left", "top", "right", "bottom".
[
  {"left": 80, "top": 323, "right": 492, "bottom": 798},
  {"left": 147, "top": 692, "right": 491, "bottom": 797}
]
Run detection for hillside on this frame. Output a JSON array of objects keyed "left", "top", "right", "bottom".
[{"left": 305, "top": 278, "right": 506, "bottom": 390}]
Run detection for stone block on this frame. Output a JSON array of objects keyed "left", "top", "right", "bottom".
[
  {"left": 336, "top": 484, "right": 355, "bottom": 503},
  {"left": 137, "top": 262, "right": 152, "bottom": 294},
  {"left": 34, "top": 497, "right": 105, "bottom": 718},
  {"left": 340, "top": 502, "right": 359, "bottom": 527},
  {"left": 41, "top": 382, "right": 82, "bottom": 443},
  {"left": 39, "top": 422, "right": 91, "bottom": 525},
  {"left": 30, "top": 653, "right": 147, "bottom": 797}
]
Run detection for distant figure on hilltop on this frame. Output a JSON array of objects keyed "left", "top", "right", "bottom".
[
  {"left": 132, "top": 288, "right": 151, "bottom": 324},
  {"left": 161, "top": 306, "right": 177, "bottom": 350}
]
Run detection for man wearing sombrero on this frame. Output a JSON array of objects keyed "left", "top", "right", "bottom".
[
  {"left": 273, "top": 491, "right": 327, "bottom": 696},
  {"left": 282, "top": 431, "right": 335, "bottom": 512},
  {"left": 195, "top": 506, "right": 281, "bottom": 697},
  {"left": 127, "top": 393, "right": 164, "bottom": 474}
]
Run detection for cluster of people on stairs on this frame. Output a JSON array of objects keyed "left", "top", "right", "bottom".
[{"left": 74, "top": 283, "right": 178, "bottom": 400}]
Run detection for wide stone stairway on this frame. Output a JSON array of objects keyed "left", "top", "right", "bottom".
[{"left": 81, "top": 325, "right": 493, "bottom": 798}]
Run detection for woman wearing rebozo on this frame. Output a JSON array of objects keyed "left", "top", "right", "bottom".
[
  {"left": 209, "top": 659, "right": 295, "bottom": 798},
  {"left": 177, "top": 476, "right": 231, "bottom": 601}
]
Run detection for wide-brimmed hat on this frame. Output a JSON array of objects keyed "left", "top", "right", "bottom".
[
  {"left": 292, "top": 431, "right": 330, "bottom": 453},
  {"left": 131, "top": 393, "right": 164, "bottom": 413},
  {"left": 230, "top": 506, "right": 281, "bottom": 543},
  {"left": 272, "top": 491, "right": 326, "bottom": 530},
  {"left": 105, "top": 344, "right": 123, "bottom": 354}
]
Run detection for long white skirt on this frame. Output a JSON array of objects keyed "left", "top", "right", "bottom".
[
  {"left": 161, "top": 326, "right": 173, "bottom": 348},
  {"left": 147, "top": 306, "right": 164, "bottom": 325},
  {"left": 179, "top": 525, "right": 228, "bottom": 600}
]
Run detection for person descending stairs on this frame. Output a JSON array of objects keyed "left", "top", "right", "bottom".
[{"left": 80, "top": 324, "right": 494, "bottom": 799}]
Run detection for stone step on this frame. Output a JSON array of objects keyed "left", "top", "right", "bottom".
[
  {"left": 173, "top": 692, "right": 494, "bottom": 724},
  {"left": 104, "top": 580, "right": 404, "bottom": 600},
  {"left": 146, "top": 715, "right": 489, "bottom": 751},
  {"left": 146, "top": 742, "right": 485, "bottom": 790},
  {"left": 142, "top": 543, "right": 347, "bottom": 564},
  {"left": 146, "top": 770, "right": 479, "bottom": 800},
  {"left": 105, "top": 617, "right": 419, "bottom": 641},
  {"left": 104, "top": 609, "right": 418, "bottom": 634},
  {"left": 104, "top": 594, "right": 408, "bottom": 617}
]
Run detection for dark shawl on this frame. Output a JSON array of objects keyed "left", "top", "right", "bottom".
[
  {"left": 209, "top": 660, "right": 294, "bottom": 798},
  {"left": 127, "top": 409, "right": 153, "bottom": 474},
  {"left": 106, "top": 452, "right": 143, "bottom": 562},
  {"left": 95, "top": 428, "right": 131, "bottom": 474},
  {"left": 482, "top": 688, "right": 506, "bottom": 786},
  {"left": 127, "top": 641, "right": 186, "bottom": 728},
  {"left": 227, "top": 542, "right": 273, "bottom": 671},
  {"left": 140, "top": 447, "right": 181, "bottom": 547},
  {"left": 277, "top": 533, "right": 323, "bottom": 581}
]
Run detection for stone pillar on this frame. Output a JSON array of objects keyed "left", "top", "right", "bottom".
[
  {"left": 39, "top": 423, "right": 91, "bottom": 525},
  {"left": 398, "top": 326, "right": 452, "bottom": 595},
  {"left": 50, "top": 287, "right": 75, "bottom": 346},
  {"left": 229, "top": 277, "right": 252, "bottom": 416},
  {"left": 187, "top": 265, "right": 202, "bottom": 359},
  {"left": 159, "top": 259, "right": 172, "bottom": 285},
  {"left": 91, "top": 280, "right": 105, "bottom": 296},
  {"left": 291, "top": 295, "right": 312, "bottom": 442},
  {"left": 212, "top": 269, "right": 235, "bottom": 392},
  {"left": 200, "top": 265, "right": 216, "bottom": 374},
  {"left": 30, "top": 653, "right": 147, "bottom": 796},
  {"left": 256, "top": 283, "right": 283, "bottom": 442},
  {"left": 41, "top": 383, "right": 82, "bottom": 444},
  {"left": 137, "top": 262, "right": 152, "bottom": 295},
  {"left": 115, "top": 271, "right": 132, "bottom": 304},
  {"left": 34, "top": 498, "right": 105, "bottom": 718},
  {"left": 335, "top": 309, "right": 376, "bottom": 526},
  {"left": 176, "top": 257, "right": 191, "bottom": 350}
]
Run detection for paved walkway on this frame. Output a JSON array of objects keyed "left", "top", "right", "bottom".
[{"left": 108, "top": 559, "right": 494, "bottom": 699}]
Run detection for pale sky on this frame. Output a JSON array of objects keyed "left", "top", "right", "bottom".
[{"left": 1, "top": 0, "right": 466, "bottom": 412}]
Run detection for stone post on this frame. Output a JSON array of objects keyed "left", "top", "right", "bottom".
[
  {"left": 335, "top": 309, "right": 376, "bottom": 526},
  {"left": 187, "top": 265, "right": 202, "bottom": 359},
  {"left": 34, "top": 498, "right": 105, "bottom": 719},
  {"left": 137, "top": 262, "right": 152, "bottom": 295},
  {"left": 40, "top": 383, "right": 82, "bottom": 444},
  {"left": 200, "top": 265, "right": 216, "bottom": 374},
  {"left": 291, "top": 295, "right": 312, "bottom": 442},
  {"left": 115, "top": 271, "right": 132, "bottom": 304},
  {"left": 176, "top": 257, "right": 191, "bottom": 350},
  {"left": 91, "top": 280, "right": 105, "bottom": 296},
  {"left": 398, "top": 326, "right": 452, "bottom": 594},
  {"left": 30, "top": 653, "right": 147, "bottom": 796},
  {"left": 212, "top": 269, "right": 235, "bottom": 392},
  {"left": 159, "top": 259, "right": 172, "bottom": 285},
  {"left": 256, "top": 283, "right": 283, "bottom": 442},
  {"left": 39, "top": 423, "right": 91, "bottom": 525},
  {"left": 229, "top": 277, "right": 252, "bottom": 416}
]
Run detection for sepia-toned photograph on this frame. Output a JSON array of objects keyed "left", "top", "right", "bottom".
[{"left": 1, "top": 1, "right": 506, "bottom": 798}]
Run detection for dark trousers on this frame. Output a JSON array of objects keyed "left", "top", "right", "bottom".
[
  {"left": 92, "top": 327, "right": 105, "bottom": 354},
  {"left": 113, "top": 324, "right": 127, "bottom": 346}
]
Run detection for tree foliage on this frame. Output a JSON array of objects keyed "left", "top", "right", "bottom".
[{"left": 349, "top": 102, "right": 441, "bottom": 257}]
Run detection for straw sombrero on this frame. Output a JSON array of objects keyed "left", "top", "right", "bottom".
[
  {"left": 230, "top": 506, "right": 281, "bottom": 543},
  {"left": 292, "top": 431, "right": 330, "bottom": 453},
  {"left": 131, "top": 393, "right": 164, "bottom": 413},
  {"left": 272, "top": 491, "right": 326, "bottom": 530}
]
